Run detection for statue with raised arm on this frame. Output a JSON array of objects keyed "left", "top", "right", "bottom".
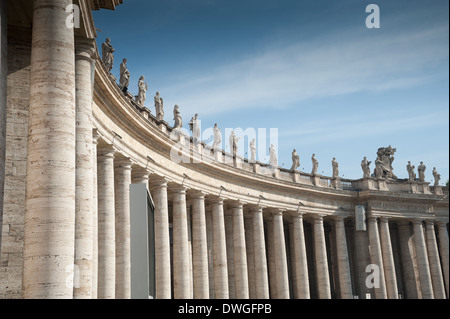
[
  {"left": 373, "top": 146, "right": 398, "bottom": 180},
  {"left": 361, "top": 156, "right": 372, "bottom": 179},
  {"left": 119, "top": 58, "right": 130, "bottom": 93},
  {"left": 173, "top": 105, "right": 182, "bottom": 130},
  {"left": 407, "top": 161, "right": 416, "bottom": 182},
  {"left": 135, "top": 76, "right": 148, "bottom": 106},
  {"left": 250, "top": 139, "right": 256, "bottom": 163},
  {"left": 213, "top": 123, "right": 222, "bottom": 150},
  {"left": 102, "top": 38, "right": 115, "bottom": 73},
  {"left": 332, "top": 157, "right": 339, "bottom": 178},
  {"left": 291, "top": 149, "right": 300, "bottom": 172},
  {"left": 154, "top": 92, "right": 164, "bottom": 121},
  {"left": 311, "top": 154, "right": 318, "bottom": 175},
  {"left": 433, "top": 167, "right": 441, "bottom": 186},
  {"left": 189, "top": 114, "right": 201, "bottom": 143},
  {"left": 417, "top": 161, "right": 426, "bottom": 182},
  {"left": 269, "top": 144, "right": 278, "bottom": 167}
]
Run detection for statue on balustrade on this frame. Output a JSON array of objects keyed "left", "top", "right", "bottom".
[
  {"left": 291, "top": 149, "right": 300, "bottom": 172},
  {"left": 332, "top": 157, "right": 339, "bottom": 178},
  {"left": 189, "top": 114, "right": 201, "bottom": 143},
  {"left": 154, "top": 92, "right": 164, "bottom": 121},
  {"left": 213, "top": 123, "right": 222, "bottom": 151},
  {"left": 311, "top": 154, "right": 318, "bottom": 175},
  {"left": 250, "top": 139, "right": 256, "bottom": 163},
  {"left": 135, "top": 76, "right": 148, "bottom": 106},
  {"left": 361, "top": 156, "right": 372, "bottom": 179},
  {"left": 269, "top": 144, "right": 278, "bottom": 167},
  {"left": 373, "top": 146, "right": 398, "bottom": 180},
  {"left": 407, "top": 161, "right": 416, "bottom": 182},
  {"left": 102, "top": 38, "right": 115, "bottom": 73},
  {"left": 417, "top": 161, "right": 426, "bottom": 182},
  {"left": 229, "top": 131, "right": 241, "bottom": 157},
  {"left": 433, "top": 167, "right": 441, "bottom": 186},
  {"left": 173, "top": 105, "right": 183, "bottom": 130},
  {"left": 119, "top": 58, "right": 130, "bottom": 94}
]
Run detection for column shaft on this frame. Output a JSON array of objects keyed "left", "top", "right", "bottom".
[
  {"left": 23, "top": 0, "right": 76, "bottom": 299},
  {"left": 0, "top": 0, "right": 7, "bottom": 256},
  {"left": 397, "top": 221, "right": 420, "bottom": 299},
  {"left": 252, "top": 207, "right": 270, "bottom": 299},
  {"left": 172, "top": 186, "right": 191, "bottom": 299},
  {"left": 244, "top": 216, "right": 256, "bottom": 298},
  {"left": 425, "top": 221, "right": 446, "bottom": 299},
  {"left": 292, "top": 214, "right": 310, "bottom": 299},
  {"left": 91, "top": 131, "right": 100, "bottom": 299},
  {"left": 334, "top": 217, "right": 353, "bottom": 299},
  {"left": 74, "top": 39, "right": 95, "bottom": 299},
  {"left": 232, "top": 204, "right": 249, "bottom": 299},
  {"left": 150, "top": 178, "right": 171, "bottom": 299},
  {"left": 379, "top": 218, "right": 398, "bottom": 299},
  {"left": 191, "top": 193, "right": 209, "bottom": 299},
  {"left": 97, "top": 145, "right": 116, "bottom": 299},
  {"left": 212, "top": 198, "right": 229, "bottom": 299},
  {"left": 367, "top": 217, "right": 387, "bottom": 299},
  {"left": 437, "top": 222, "right": 449, "bottom": 297},
  {"left": 314, "top": 216, "right": 331, "bottom": 299},
  {"left": 114, "top": 158, "right": 133, "bottom": 299},
  {"left": 413, "top": 220, "right": 434, "bottom": 299},
  {"left": 272, "top": 211, "right": 289, "bottom": 299}
]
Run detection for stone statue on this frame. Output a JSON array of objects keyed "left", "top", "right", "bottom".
[
  {"left": 135, "top": 76, "right": 148, "bottom": 106},
  {"left": 311, "top": 154, "right": 318, "bottom": 175},
  {"left": 332, "top": 157, "right": 339, "bottom": 178},
  {"left": 417, "top": 162, "right": 426, "bottom": 182},
  {"left": 213, "top": 123, "right": 222, "bottom": 150},
  {"left": 250, "top": 139, "right": 256, "bottom": 163},
  {"left": 173, "top": 105, "right": 182, "bottom": 130},
  {"left": 189, "top": 113, "right": 201, "bottom": 143},
  {"left": 433, "top": 167, "right": 441, "bottom": 186},
  {"left": 373, "top": 146, "right": 398, "bottom": 180},
  {"left": 102, "top": 38, "right": 115, "bottom": 73},
  {"left": 407, "top": 161, "right": 416, "bottom": 182},
  {"left": 119, "top": 58, "right": 130, "bottom": 94},
  {"left": 269, "top": 144, "right": 278, "bottom": 167},
  {"left": 361, "top": 156, "right": 372, "bottom": 179},
  {"left": 154, "top": 92, "right": 164, "bottom": 121},
  {"left": 229, "top": 131, "right": 240, "bottom": 157},
  {"left": 291, "top": 149, "right": 300, "bottom": 172}
]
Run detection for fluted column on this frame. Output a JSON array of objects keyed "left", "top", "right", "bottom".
[
  {"left": 114, "top": 157, "right": 133, "bottom": 299},
  {"left": 97, "top": 144, "right": 116, "bottom": 299},
  {"left": 172, "top": 185, "right": 191, "bottom": 299},
  {"left": 272, "top": 210, "right": 290, "bottom": 299},
  {"left": 367, "top": 216, "right": 387, "bottom": 299},
  {"left": 211, "top": 197, "right": 229, "bottom": 299},
  {"left": 412, "top": 219, "right": 434, "bottom": 299},
  {"left": 91, "top": 130, "right": 100, "bottom": 299},
  {"left": 191, "top": 191, "right": 209, "bottom": 299},
  {"left": 379, "top": 217, "right": 398, "bottom": 299},
  {"left": 334, "top": 216, "right": 353, "bottom": 299},
  {"left": 150, "top": 177, "right": 171, "bottom": 299},
  {"left": 425, "top": 221, "right": 446, "bottom": 299},
  {"left": 232, "top": 202, "right": 249, "bottom": 299},
  {"left": 292, "top": 213, "right": 310, "bottom": 299},
  {"left": 23, "top": 0, "right": 76, "bottom": 299},
  {"left": 74, "top": 38, "right": 95, "bottom": 299},
  {"left": 313, "top": 215, "right": 331, "bottom": 299},
  {"left": 252, "top": 206, "right": 270, "bottom": 299},
  {"left": 437, "top": 222, "right": 449, "bottom": 297}
]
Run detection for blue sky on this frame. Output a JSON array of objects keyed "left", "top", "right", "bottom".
[{"left": 93, "top": 0, "right": 449, "bottom": 182}]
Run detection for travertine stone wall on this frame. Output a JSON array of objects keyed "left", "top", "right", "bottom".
[{"left": 0, "top": 0, "right": 7, "bottom": 256}]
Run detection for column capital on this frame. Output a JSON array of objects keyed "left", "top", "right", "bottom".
[
  {"left": 269, "top": 208, "right": 285, "bottom": 216},
  {"left": 75, "top": 37, "right": 96, "bottom": 61},
  {"left": 312, "top": 214, "right": 326, "bottom": 222},
  {"left": 247, "top": 204, "right": 264, "bottom": 213},
  {"left": 291, "top": 211, "right": 305, "bottom": 219},
  {"left": 397, "top": 219, "right": 411, "bottom": 227},
  {"left": 97, "top": 143, "right": 116, "bottom": 159},
  {"left": 93, "top": 129, "right": 101, "bottom": 145},
  {"left": 189, "top": 190, "right": 207, "bottom": 200},
  {"left": 208, "top": 195, "right": 224, "bottom": 205},
  {"left": 229, "top": 200, "right": 245, "bottom": 210},
  {"left": 114, "top": 156, "right": 133, "bottom": 170},
  {"left": 367, "top": 215, "right": 379, "bottom": 223},
  {"left": 379, "top": 216, "right": 391, "bottom": 223},
  {"left": 436, "top": 220, "right": 449, "bottom": 228},
  {"left": 425, "top": 219, "right": 436, "bottom": 227},
  {"left": 412, "top": 219, "right": 424, "bottom": 225},
  {"left": 149, "top": 175, "right": 169, "bottom": 189},
  {"left": 170, "top": 184, "right": 188, "bottom": 194},
  {"left": 132, "top": 166, "right": 151, "bottom": 184}
]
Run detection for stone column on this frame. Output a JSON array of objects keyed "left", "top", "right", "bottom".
[
  {"left": 272, "top": 210, "right": 290, "bottom": 299},
  {"left": 150, "top": 177, "right": 171, "bottom": 299},
  {"left": 91, "top": 130, "right": 100, "bottom": 299},
  {"left": 244, "top": 215, "right": 256, "bottom": 299},
  {"left": 0, "top": 0, "right": 7, "bottom": 256},
  {"left": 232, "top": 202, "right": 249, "bottom": 299},
  {"left": 191, "top": 191, "right": 209, "bottom": 299},
  {"left": 172, "top": 185, "right": 191, "bottom": 299},
  {"left": 211, "top": 197, "right": 229, "bottom": 299},
  {"left": 425, "top": 221, "right": 446, "bottom": 299},
  {"left": 73, "top": 38, "right": 96, "bottom": 299},
  {"left": 252, "top": 206, "right": 270, "bottom": 299},
  {"left": 224, "top": 208, "right": 235, "bottom": 299},
  {"left": 379, "top": 217, "right": 398, "bottom": 299},
  {"left": 114, "top": 157, "right": 133, "bottom": 299},
  {"left": 266, "top": 219, "right": 277, "bottom": 299},
  {"left": 334, "top": 216, "right": 353, "bottom": 299},
  {"left": 291, "top": 213, "right": 310, "bottom": 299},
  {"left": 97, "top": 144, "right": 116, "bottom": 299},
  {"left": 367, "top": 216, "right": 387, "bottom": 299},
  {"left": 437, "top": 222, "right": 449, "bottom": 297},
  {"left": 313, "top": 215, "right": 331, "bottom": 299},
  {"left": 23, "top": 0, "right": 76, "bottom": 299},
  {"left": 412, "top": 219, "right": 434, "bottom": 299}
]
